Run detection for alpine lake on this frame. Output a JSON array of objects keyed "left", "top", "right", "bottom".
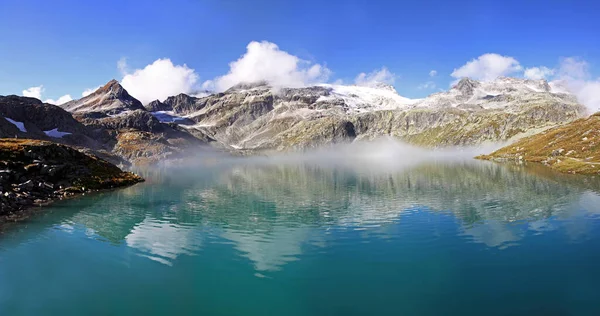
[{"left": 1, "top": 148, "right": 600, "bottom": 316}]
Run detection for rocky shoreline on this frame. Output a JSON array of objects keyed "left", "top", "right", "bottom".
[{"left": 0, "top": 139, "right": 144, "bottom": 223}]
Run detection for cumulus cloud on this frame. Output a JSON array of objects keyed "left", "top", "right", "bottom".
[
  {"left": 553, "top": 57, "right": 600, "bottom": 112},
  {"left": 22, "top": 85, "right": 44, "bottom": 99},
  {"left": 557, "top": 57, "right": 589, "bottom": 81},
  {"left": 354, "top": 67, "right": 396, "bottom": 87},
  {"left": 524, "top": 66, "right": 555, "bottom": 80},
  {"left": 418, "top": 81, "right": 436, "bottom": 90},
  {"left": 120, "top": 58, "right": 200, "bottom": 104},
  {"left": 44, "top": 95, "right": 73, "bottom": 105},
  {"left": 212, "top": 41, "right": 331, "bottom": 91},
  {"left": 82, "top": 86, "right": 101, "bottom": 97},
  {"left": 429, "top": 70, "right": 437, "bottom": 77},
  {"left": 451, "top": 53, "right": 522, "bottom": 81},
  {"left": 22, "top": 85, "right": 72, "bottom": 105}
]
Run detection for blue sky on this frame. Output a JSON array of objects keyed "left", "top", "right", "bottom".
[{"left": 1, "top": 0, "right": 599, "bottom": 102}]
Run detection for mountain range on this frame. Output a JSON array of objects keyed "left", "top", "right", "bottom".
[{"left": 0, "top": 77, "right": 589, "bottom": 165}]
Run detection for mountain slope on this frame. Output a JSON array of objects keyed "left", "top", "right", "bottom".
[
  {"left": 478, "top": 112, "right": 600, "bottom": 175},
  {"left": 0, "top": 95, "right": 106, "bottom": 149},
  {"left": 61, "top": 79, "right": 145, "bottom": 116},
  {"left": 78, "top": 110, "right": 209, "bottom": 165},
  {"left": 60, "top": 81, "right": 211, "bottom": 165}
]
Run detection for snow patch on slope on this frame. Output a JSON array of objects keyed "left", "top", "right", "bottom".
[
  {"left": 151, "top": 111, "right": 186, "bottom": 123},
  {"left": 4, "top": 117, "right": 27, "bottom": 132},
  {"left": 44, "top": 128, "right": 72, "bottom": 138},
  {"left": 317, "top": 84, "right": 420, "bottom": 112}
]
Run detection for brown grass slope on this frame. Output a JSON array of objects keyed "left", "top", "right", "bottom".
[{"left": 478, "top": 112, "right": 600, "bottom": 175}]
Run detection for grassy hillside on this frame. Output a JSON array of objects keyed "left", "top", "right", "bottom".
[{"left": 477, "top": 113, "right": 600, "bottom": 175}]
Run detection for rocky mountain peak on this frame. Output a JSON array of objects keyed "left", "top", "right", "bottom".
[
  {"left": 164, "top": 93, "right": 198, "bottom": 106},
  {"left": 226, "top": 81, "right": 271, "bottom": 92},
  {"left": 454, "top": 78, "right": 480, "bottom": 96},
  {"left": 104, "top": 79, "right": 120, "bottom": 87},
  {"left": 145, "top": 99, "right": 171, "bottom": 112},
  {"left": 365, "top": 82, "right": 397, "bottom": 93},
  {"left": 95, "top": 79, "right": 128, "bottom": 98},
  {"left": 60, "top": 79, "right": 145, "bottom": 115}
]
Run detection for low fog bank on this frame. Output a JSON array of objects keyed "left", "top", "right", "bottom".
[
  {"left": 151, "top": 138, "right": 508, "bottom": 173},
  {"left": 272, "top": 138, "right": 506, "bottom": 165}
]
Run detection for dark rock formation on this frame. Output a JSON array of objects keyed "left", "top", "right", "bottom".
[{"left": 0, "top": 139, "right": 143, "bottom": 222}]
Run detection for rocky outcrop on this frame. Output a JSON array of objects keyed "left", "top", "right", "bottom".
[
  {"left": 478, "top": 112, "right": 600, "bottom": 175},
  {"left": 145, "top": 100, "right": 170, "bottom": 112},
  {"left": 0, "top": 139, "right": 143, "bottom": 222},
  {"left": 454, "top": 78, "right": 480, "bottom": 96}
]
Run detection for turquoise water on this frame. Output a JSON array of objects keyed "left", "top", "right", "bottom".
[{"left": 1, "top": 158, "right": 600, "bottom": 315}]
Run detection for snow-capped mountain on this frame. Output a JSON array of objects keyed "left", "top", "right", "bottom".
[
  {"left": 316, "top": 83, "right": 419, "bottom": 113},
  {"left": 413, "top": 77, "right": 577, "bottom": 111}
]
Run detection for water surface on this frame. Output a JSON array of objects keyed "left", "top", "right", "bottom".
[{"left": 1, "top": 157, "right": 600, "bottom": 315}]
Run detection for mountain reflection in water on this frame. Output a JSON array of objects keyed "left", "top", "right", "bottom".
[
  {"left": 3, "top": 159, "right": 599, "bottom": 271},
  {"left": 2, "top": 156, "right": 600, "bottom": 315}
]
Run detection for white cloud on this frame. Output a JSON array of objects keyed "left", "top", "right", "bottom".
[
  {"left": 354, "top": 67, "right": 396, "bottom": 87},
  {"left": 120, "top": 58, "right": 200, "bottom": 104},
  {"left": 81, "top": 86, "right": 101, "bottom": 97},
  {"left": 213, "top": 41, "right": 331, "bottom": 91},
  {"left": 332, "top": 79, "right": 344, "bottom": 85},
  {"left": 524, "top": 66, "right": 555, "bottom": 80},
  {"left": 44, "top": 95, "right": 73, "bottom": 105},
  {"left": 117, "top": 57, "right": 128, "bottom": 75},
  {"left": 557, "top": 57, "right": 589, "bottom": 81},
  {"left": 553, "top": 57, "right": 600, "bottom": 113},
  {"left": 451, "top": 53, "right": 522, "bottom": 81},
  {"left": 22, "top": 85, "right": 44, "bottom": 99},
  {"left": 200, "top": 80, "right": 214, "bottom": 90},
  {"left": 418, "top": 81, "right": 436, "bottom": 90},
  {"left": 22, "top": 85, "right": 72, "bottom": 105},
  {"left": 576, "top": 81, "right": 600, "bottom": 112},
  {"left": 429, "top": 70, "right": 437, "bottom": 77}
]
